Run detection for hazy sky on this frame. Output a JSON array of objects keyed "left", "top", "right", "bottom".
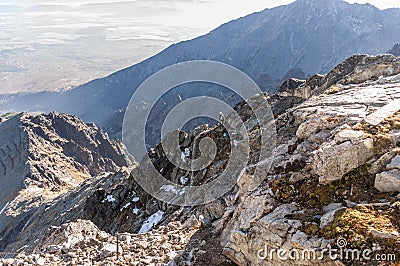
[
  {"left": 0, "top": 0, "right": 398, "bottom": 52},
  {"left": 0, "top": 0, "right": 399, "bottom": 93},
  {"left": 347, "top": 0, "right": 400, "bottom": 9}
]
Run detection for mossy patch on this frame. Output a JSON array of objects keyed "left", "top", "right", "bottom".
[
  {"left": 271, "top": 161, "right": 396, "bottom": 209},
  {"left": 354, "top": 111, "right": 400, "bottom": 157},
  {"left": 266, "top": 112, "right": 400, "bottom": 265},
  {"left": 320, "top": 204, "right": 400, "bottom": 264},
  {"left": 324, "top": 85, "right": 342, "bottom": 95}
]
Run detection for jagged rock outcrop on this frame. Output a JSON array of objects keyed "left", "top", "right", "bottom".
[
  {"left": 298, "top": 54, "right": 400, "bottom": 96},
  {"left": 0, "top": 112, "right": 132, "bottom": 251},
  {"left": 269, "top": 78, "right": 306, "bottom": 116},
  {"left": 388, "top": 43, "right": 400, "bottom": 57}
]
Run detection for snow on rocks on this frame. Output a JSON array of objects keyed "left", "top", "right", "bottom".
[
  {"left": 0, "top": 201, "right": 9, "bottom": 215},
  {"left": 180, "top": 176, "right": 189, "bottom": 185},
  {"left": 132, "top": 196, "right": 140, "bottom": 202},
  {"left": 138, "top": 210, "right": 164, "bottom": 234},
  {"left": 180, "top": 148, "right": 191, "bottom": 162},
  {"left": 103, "top": 194, "right": 116, "bottom": 203},
  {"left": 183, "top": 148, "right": 190, "bottom": 158},
  {"left": 160, "top": 184, "right": 184, "bottom": 195},
  {"left": 132, "top": 206, "right": 140, "bottom": 215},
  {"left": 120, "top": 202, "right": 131, "bottom": 211}
]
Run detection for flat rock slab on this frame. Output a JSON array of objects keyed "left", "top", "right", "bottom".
[
  {"left": 387, "top": 155, "right": 400, "bottom": 170},
  {"left": 364, "top": 99, "right": 400, "bottom": 126},
  {"left": 335, "top": 129, "right": 367, "bottom": 144},
  {"left": 375, "top": 169, "right": 400, "bottom": 192},
  {"left": 313, "top": 138, "right": 374, "bottom": 184}
]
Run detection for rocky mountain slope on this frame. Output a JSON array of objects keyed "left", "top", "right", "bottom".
[
  {"left": 0, "top": 54, "right": 399, "bottom": 265},
  {"left": 0, "top": 112, "right": 132, "bottom": 253},
  {"left": 1, "top": 0, "right": 400, "bottom": 138}
]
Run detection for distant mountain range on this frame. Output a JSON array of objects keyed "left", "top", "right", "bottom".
[{"left": 1, "top": 0, "right": 400, "bottom": 137}]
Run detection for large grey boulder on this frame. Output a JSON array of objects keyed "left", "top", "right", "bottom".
[
  {"left": 387, "top": 155, "right": 400, "bottom": 170},
  {"left": 375, "top": 170, "right": 400, "bottom": 192},
  {"left": 312, "top": 138, "right": 374, "bottom": 184}
]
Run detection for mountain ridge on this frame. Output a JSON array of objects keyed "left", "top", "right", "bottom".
[{"left": 0, "top": 112, "right": 132, "bottom": 251}]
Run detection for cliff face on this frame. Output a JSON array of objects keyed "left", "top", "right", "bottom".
[
  {"left": 0, "top": 55, "right": 399, "bottom": 266},
  {"left": 0, "top": 112, "right": 132, "bottom": 251}
]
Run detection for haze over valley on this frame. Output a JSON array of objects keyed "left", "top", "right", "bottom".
[
  {"left": 1, "top": 0, "right": 399, "bottom": 94},
  {"left": 0, "top": 0, "right": 296, "bottom": 94}
]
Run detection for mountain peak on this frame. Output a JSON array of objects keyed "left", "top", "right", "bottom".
[{"left": 294, "top": 0, "right": 345, "bottom": 6}]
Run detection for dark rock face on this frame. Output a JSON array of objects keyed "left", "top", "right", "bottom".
[
  {"left": 20, "top": 112, "right": 131, "bottom": 185},
  {"left": 276, "top": 78, "right": 305, "bottom": 94},
  {"left": 0, "top": 112, "right": 132, "bottom": 251},
  {"left": 269, "top": 78, "right": 306, "bottom": 116}
]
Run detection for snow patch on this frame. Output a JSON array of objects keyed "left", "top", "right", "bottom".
[
  {"left": 120, "top": 202, "right": 131, "bottom": 211},
  {"left": 21, "top": 214, "right": 34, "bottom": 233},
  {"left": 184, "top": 148, "right": 190, "bottom": 157},
  {"left": 180, "top": 176, "right": 189, "bottom": 185},
  {"left": 132, "top": 197, "right": 140, "bottom": 202},
  {"left": 161, "top": 185, "right": 184, "bottom": 195},
  {"left": 181, "top": 152, "right": 187, "bottom": 162},
  {"left": 0, "top": 202, "right": 10, "bottom": 215},
  {"left": 233, "top": 140, "right": 239, "bottom": 147},
  {"left": 133, "top": 207, "right": 140, "bottom": 215},
  {"left": 103, "top": 195, "right": 116, "bottom": 203},
  {"left": 138, "top": 210, "right": 164, "bottom": 233},
  {"left": 181, "top": 148, "right": 190, "bottom": 162}
]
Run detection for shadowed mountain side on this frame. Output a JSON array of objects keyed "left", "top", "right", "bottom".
[{"left": 0, "top": 112, "right": 132, "bottom": 251}]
